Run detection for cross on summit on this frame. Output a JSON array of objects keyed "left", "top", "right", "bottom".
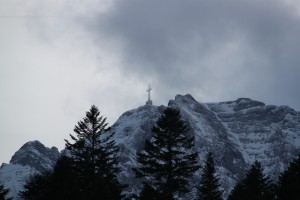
[{"left": 146, "top": 84, "right": 153, "bottom": 105}]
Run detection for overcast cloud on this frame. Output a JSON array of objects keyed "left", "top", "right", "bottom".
[
  {"left": 94, "top": 0, "right": 300, "bottom": 102},
  {"left": 1, "top": 0, "right": 300, "bottom": 163}
]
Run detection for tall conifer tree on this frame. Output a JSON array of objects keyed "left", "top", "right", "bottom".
[
  {"left": 134, "top": 107, "right": 199, "bottom": 200},
  {"left": 21, "top": 106, "right": 123, "bottom": 200},
  {"left": 198, "top": 152, "right": 222, "bottom": 200},
  {"left": 276, "top": 155, "right": 300, "bottom": 200},
  {"left": 65, "top": 105, "right": 122, "bottom": 200}
]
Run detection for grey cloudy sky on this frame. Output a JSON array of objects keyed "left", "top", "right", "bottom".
[{"left": 1, "top": 0, "right": 300, "bottom": 163}]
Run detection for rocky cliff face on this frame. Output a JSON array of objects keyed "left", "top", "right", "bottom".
[
  {"left": 0, "top": 141, "right": 59, "bottom": 199},
  {"left": 10, "top": 140, "right": 59, "bottom": 174},
  {"left": 207, "top": 97, "right": 300, "bottom": 179}
]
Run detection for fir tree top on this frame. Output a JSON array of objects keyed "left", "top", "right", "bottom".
[
  {"left": 227, "top": 160, "right": 274, "bottom": 200},
  {"left": 198, "top": 152, "right": 222, "bottom": 200}
]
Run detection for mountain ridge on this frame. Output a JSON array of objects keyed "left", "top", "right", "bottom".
[
  {"left": 1, "top": 94, "right": 300, "bottom": 199},
  {"left": 112, "top": 94, "right": 300, "bottom": 197}
]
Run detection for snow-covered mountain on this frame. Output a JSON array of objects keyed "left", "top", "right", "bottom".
[
  {"left": 1, "top": 94, "right": 300, "bottom": 199},
  {"left": 0, "top": 141, "right": 59, "bottom": 199},
  {"left": 111, "top": 94, "right": 300, "bottom": 198}
]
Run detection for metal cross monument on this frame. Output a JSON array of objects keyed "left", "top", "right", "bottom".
[{"left": 146, "top": 84, "right": 153, "bottom": 105}]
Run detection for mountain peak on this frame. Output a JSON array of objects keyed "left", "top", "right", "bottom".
[
  {"left": 232, "top": 98, "right": 265, "bottom": 112},
  {"left": 169, "top": 94, "right": 198, "bottom": 107},
  {"left": 9, "top": 140, "right": 59, "bottom": 173},
  {"left": 174, "top": 94, "right": 196, "bottom": 101},
  {"left": 0, "top": 141, "right": 60, "bottom": 199}
]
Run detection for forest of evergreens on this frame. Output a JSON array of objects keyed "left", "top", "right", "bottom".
[{"left": 1, "top": 105, "right": 299, "bottom": 200}]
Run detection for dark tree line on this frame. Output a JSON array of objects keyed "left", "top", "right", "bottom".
[
  {"left": 227, "top": 156, "right": 300, "bottom": 200},
  {"left": 18, "top": 105, "right": 300, "bottom": 200}
]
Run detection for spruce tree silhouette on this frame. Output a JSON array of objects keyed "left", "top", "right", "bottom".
[
  {"left": 65, "top": 105, "right": 123, "bottom": 200},
  {"left": 198, "top": 152, "right": 222, "bottom": 200},
  {"left": 227, "top": 161, "right": 274, "bottom": 200},
  {"left": 21, "top": 106, "right": 123, "bottom": 200},
  {"left": 134, "top": 107, "right": 199, "bottom": 200}
]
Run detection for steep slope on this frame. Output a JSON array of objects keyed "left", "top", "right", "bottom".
[
  {"left": 0, "top": 141, "right": 59, "bottom": 199},
  {"left": 207, "top": 97, "right": 300, "bottom": 178},
  {"left": 111, "top": 94, "right": 300, "bottom": 198},
  {"left": 0, "top": 164, "right": 36, "bottom": 200},
  {"left": 169, "top": 95, "right": 246, "bottom": 196},
  {"left": 111, "top": 104, "right": 165, "bottom": 194}
]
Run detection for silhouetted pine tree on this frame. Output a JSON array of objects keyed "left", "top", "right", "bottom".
[
  {"left": 198, "top": 152, "right": 222, "bottom": 200},
  {"left": 0, "top": 184, "right": 12, "bottom": 200},
  {"left": 20, "top": 106, "right": 122, "bottom": 200},
  {"left": 65, "top": 105, "right": 123, "bottom": 200},
  {"left": 276, "top": 155, "right": 300, "bottom": 200},
  {"left": 134, "top": 107, "right": 200, "bottom": 200},
  {"left": 227, "top": 161, "right": 274, "bottom": 200}
]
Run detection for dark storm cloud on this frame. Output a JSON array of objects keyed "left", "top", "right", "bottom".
[{"left": 87, "top": 0, "right": 300, "bottom": 109}]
